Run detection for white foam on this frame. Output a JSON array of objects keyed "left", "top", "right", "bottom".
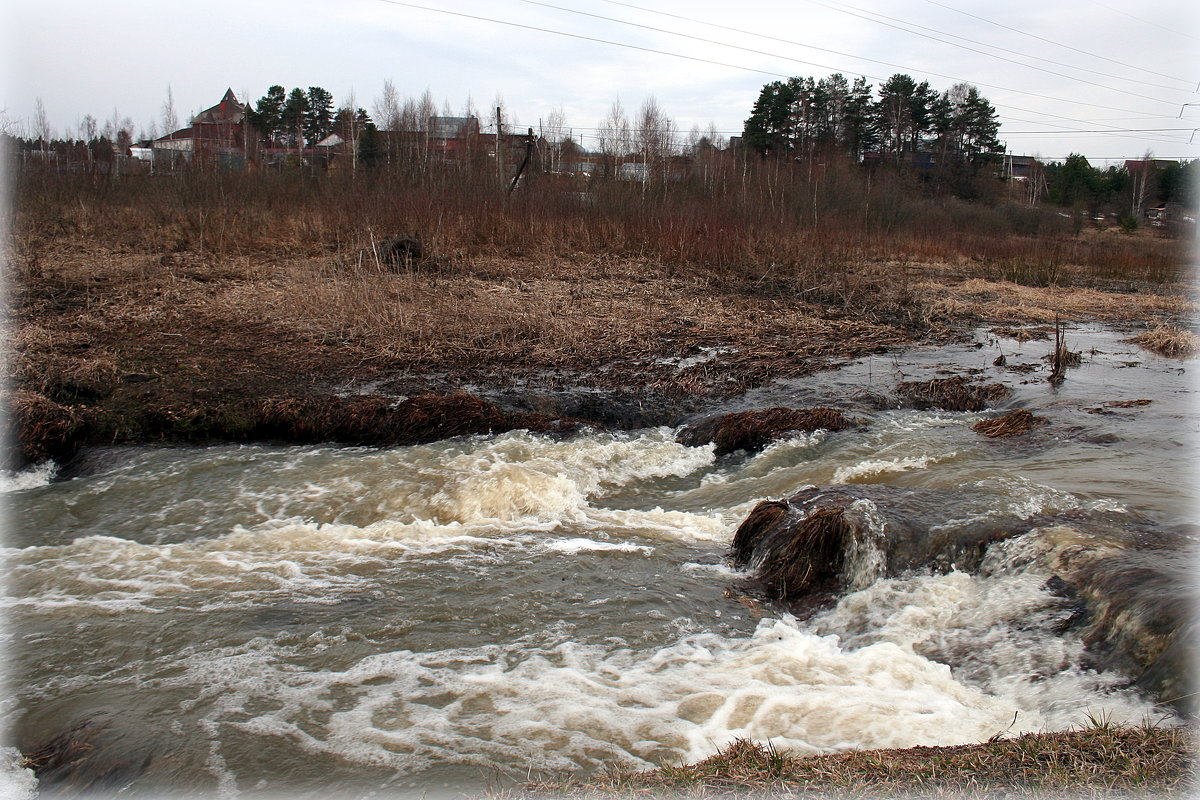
[
  {"left": 808, "top": 564, "right": 1155, "bottom": 730},
  {"left": 0, "top": 461, "right": 56, "bottom": 494},
  {"left": 140, "top": 611, "right": 1141, "bottom": 785},
  {"left": 546, "top": 538, "right": 653, "bottom": 555},
  {"left": 832, "top": 453, "right": 952, "bottom": 484},
  {"left": 0, "top": 747, "right": 38, "bottom": 800}
]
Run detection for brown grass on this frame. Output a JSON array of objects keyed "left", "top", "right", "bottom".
[
  {"left": 730, "top": 501, "right": 850, "bottom": 600},
  {"left": 897, "top": 376, "right": 1011, "bottom": 412},
  {"left": 7, "top": 168, "right": 1197, "bottom": 464},
  {"left": 972, "top": 409, "right": 1048, "bottom": 438},
  {"left": 1130, "top": 325, "right": 1199, "bottom": 358},
  {"left": 512, "top": 724, "right": 1195, "bottom": 799},
  {"left": 679, "top": 408, "right": 853, "bottom": 455}
]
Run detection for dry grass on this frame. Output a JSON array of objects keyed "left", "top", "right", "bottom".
[
  {"left": 511, "top": 724, "right": 1195, "bottom": 799},
  {"left": 729, "top": 500, "right": 850, "bottom": 600},
  {"left": 1129, "top": 325, "right": 1199, "bottom": 359},
  {"left": 973, "top": 409, "right": 1048, "bottom": 438},
  {"left": 897, "top": 376, "right": 1010, "bottom": 412},
  {"left": 924, "top": 278, "right": 1195, "bottom": 324},
  {"left": 6, "top": 168, "right": 1196, "bottom": 464},
  {"left": 679, "top": 408, "right": 853, "bottom": 455}
]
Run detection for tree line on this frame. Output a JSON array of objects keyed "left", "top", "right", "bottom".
[
  {"left": 742, "top": 73, "right": 1002, "bottom": 192},
  {"left": 1045, "top": 154, "right": 1197, "bottom": 219},
  {"left": 246, "top": 85, "right": 380, "bottom": 161}
]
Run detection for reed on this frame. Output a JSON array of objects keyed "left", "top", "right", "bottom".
[{"left": 897, "top": 376, "right": 1010, "bottom": 412}]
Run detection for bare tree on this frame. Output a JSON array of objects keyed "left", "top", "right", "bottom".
[
  {"left": 373, "top": 79, "right": 402, "bottom": 131},
  {"left": 34, "top": 98, "right": 51, "bottom": 151},
  {"left": 161, "top": 85, "right": 178, "bottom": 135},
  {"left": 79, "top": 114, "right": 98, "bottom": 142},
  {"left": 417, "top": 89, "right": 436, "bottom": 131},
  {"left": 636, "top": 96, "right": 676, "bottom": 182},
  {"left": 598, "top": 98, "right": 631, "bottom": 178},
  {"left": 540, "top": 105, "right": 568, "bottom": 172}
]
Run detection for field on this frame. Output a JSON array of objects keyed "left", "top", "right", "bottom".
[{"left": 6, "top": 165, "right": 1194, "bottom": 469}]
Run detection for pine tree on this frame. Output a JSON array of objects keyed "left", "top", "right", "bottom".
[
  {"left": 281, "top": 88, "right": 310, "bottom": 148},
  {"left": 305, "top": 87, "right": 334, "bottom": 145},
  {"left": 250, "top": 86, "right": 286, "bottom": 145}
]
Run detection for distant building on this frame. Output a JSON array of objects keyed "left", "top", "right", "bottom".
[
  {"left": 1004, "top": 155, "right": 1041, "bottom": 181},
  {"left": 152, "top": 89, "right": 249, "bottom": 168}
]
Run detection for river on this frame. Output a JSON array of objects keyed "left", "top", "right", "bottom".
[{"left": 2, "top": 324, "right": 1195, "bottom": 798}]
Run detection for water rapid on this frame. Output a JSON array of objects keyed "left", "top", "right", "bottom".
[{"left": 3, "top": 325, "right": 1195, "bottom": 799}]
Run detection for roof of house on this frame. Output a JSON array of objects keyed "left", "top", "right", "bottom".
[
  {"left": 429, "top": 116, "right": 478, "bottom": 138},
  {"left": 1125, "top": 159, "right": 1177, "bottom": 171},
  {"left": 191, "top": 89, "right": 246, "bottom": 126}
]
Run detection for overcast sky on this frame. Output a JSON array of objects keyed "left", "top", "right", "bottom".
[{"left": 3, "top": 0, "right": 1198, "bottom": 165}]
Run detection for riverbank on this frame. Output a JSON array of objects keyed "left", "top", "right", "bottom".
[
  {"left": 5, "top": 231, "right": 1194, "bottom": 470},
  {"left": 512, "top": 724, "right": 1195, "bottom": 799}
]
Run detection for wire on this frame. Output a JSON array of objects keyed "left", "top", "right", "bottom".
[
  {"left": 517, "top": 0, "right": 1183, "bottom": 111},
  {"left": 886, "top": 0, "right": 1190, "bottom": 85},
  {"left": 375, "top": 0, "right": 1197, "bottom": 155},
  {"left": 376, "top": 0, "right": 793, "bottom": 79},
  {"left": 604, "top": 0, "right": 1189, "bottom": 94}
]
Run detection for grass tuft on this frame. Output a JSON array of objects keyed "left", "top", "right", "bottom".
[
  {"left": 1130, "top": 325, "right": 1199, "bottom": 359},
  {"left": 972, "top": 409, "right": 1048, "bottom": 438}
]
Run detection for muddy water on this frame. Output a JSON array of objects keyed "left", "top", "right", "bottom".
[{"left": 3, "top": 325, "right": 1195, "bottom": 799}]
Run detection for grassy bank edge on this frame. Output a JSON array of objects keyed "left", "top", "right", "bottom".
[{"left": 505, "top": 723, "right": 1195, "bottom": 799}]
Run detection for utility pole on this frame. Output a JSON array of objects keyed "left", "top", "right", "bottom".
[{"left": 496, "top": 106, "right": 504, "bottom": 188}]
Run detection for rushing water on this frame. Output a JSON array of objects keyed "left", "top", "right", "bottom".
[{"left": 3, "top": 325, "right": 1196, "bottom": 799}]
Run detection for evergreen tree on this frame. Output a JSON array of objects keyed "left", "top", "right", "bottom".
[
  {"left": 841, "top": 76, "right": 874, "bottom": 159},
  {"left": 281, "top": 88, "right": 310, "bottom": 148},
  {"left": 357, "top": 115, "right": 380, "bottom": 169},
  {"left": 874, "top": 74, "right": 917, "bottom": 163},
  {"left": 305, "top": 87, "right": 334, "bottom": 144},
  {"left": 743, "top": 80, "right": 797, "bottom": 157},
  {"left": 250, "top": 86, "right": 286, "bottom": 144},
  {"left": 1048, "top": 153, "right": 1096, "bottom": 207}
]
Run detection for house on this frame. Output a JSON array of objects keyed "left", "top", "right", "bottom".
[
  {"left": 152, "top": 89, "right": 249, "bottom": 168},
  {"left": 1004, "top": 155, "right": 1041, "bottom": 181}
]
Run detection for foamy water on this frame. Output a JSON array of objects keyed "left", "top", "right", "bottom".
[{"left": 5, "top": 326, "right": 1195, "bottom": 798}]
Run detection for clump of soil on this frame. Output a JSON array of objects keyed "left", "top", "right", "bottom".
[
  {"left": 991, "top": 325, "right": 1053, "bottom": 341},
  {"left": 972, "top": 408, "right": 1048, "bottom": 438},
  {"left": 2, "top": 390, "right": 586, "bottom": 469},
  {"left": 730, "top": 499, "right": 849, "bottom": 599},
  {"left": 2, "top": 390, "right": 84, "bottom": 465},
  {"left": 896, "top": 375, "right": 1010, "bottom": 412},
  {"left": 678, "top": 407, "right": 853, "bottom": 455}
]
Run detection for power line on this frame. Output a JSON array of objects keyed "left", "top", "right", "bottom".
[
  {"left": 376, "top": 0, "right": 794, "bottom": 79},
  {"left": 512, "top": 0, "right": 1180, "bottom": 117},
  {"left": 376, "top": 0, "right": 1196, "bottom": 155},
  {"left": 800, "top": 0, "right": 1188, "bottom": 107},
  {"left": 1072, "top": 1, "right": 1198, "bottom": 44},
  {"left": 895, "top": 0, "right": 1191, "bottom": 85},
  {"left": 605, "top": 0, "right": 1188, "bottom": 95}
]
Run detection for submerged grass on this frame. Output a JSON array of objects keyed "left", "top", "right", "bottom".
[{"left": 511, "top": 724, "right": 1195, "bottom": 799}]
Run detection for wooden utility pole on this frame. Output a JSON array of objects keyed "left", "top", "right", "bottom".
[
  {"left": 508, "top": 128, "right": 535, "bottom": 195},
  {"left": 496, "top": 106, "right": 504, "bottom": 187}
]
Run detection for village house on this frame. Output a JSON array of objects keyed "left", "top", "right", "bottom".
[{"left": 152, "top": 89, "right": 250, "bottom": 168}]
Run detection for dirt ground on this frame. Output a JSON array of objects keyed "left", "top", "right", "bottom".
[{"left": 5, "top": 237, "right": 1195, "bottom": 467}]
